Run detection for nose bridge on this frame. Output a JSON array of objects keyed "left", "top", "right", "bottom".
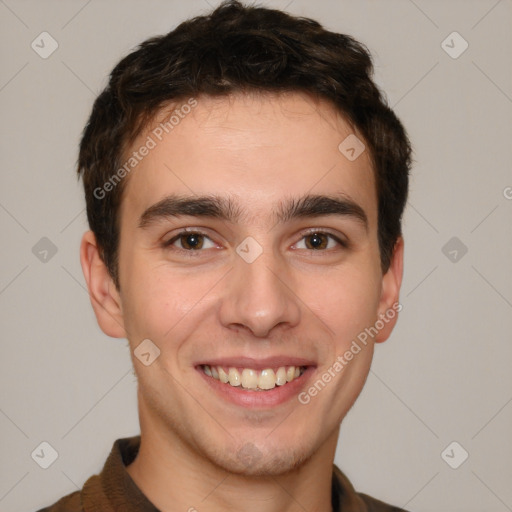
[{"left": 219, "top": 248, "right": 301, "bottom": 337}]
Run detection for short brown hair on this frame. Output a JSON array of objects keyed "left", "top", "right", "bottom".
[{"left": 78, "top": 0, "right": 411, "bottom": 289}]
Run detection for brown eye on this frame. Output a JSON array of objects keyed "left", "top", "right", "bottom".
[
  {"left": 179, "top": 233, "right": 204, "bottom": 250},
  {"left": 294, "top": 231, "right": 345, "bottom": 251},
  {"left": 165, "top": 232, "right": 216, "bottom": 251},
  {"left": 304, "top": 233, "right": 329, "bottom": 250}
]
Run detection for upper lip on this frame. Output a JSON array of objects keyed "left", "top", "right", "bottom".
[{"left": 196, "top": 356, "right": 316, "bottom": 370}]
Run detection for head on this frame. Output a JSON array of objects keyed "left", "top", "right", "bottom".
[{"left": 79, "top": 1, "right": 411, "bottom": 476}]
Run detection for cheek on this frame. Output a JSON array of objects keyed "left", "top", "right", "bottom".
[
  {"left": 301, "top": 264, "right": 382, "bottom": 347},
  {"left": 122, "top": 276, "right": 189, "bottom": 340},
  {"left": 118, "top": 249, "right": 177, "bottom": 339},
  {"left": 120, "top": 255, "right": 220, "bottom": 346}
]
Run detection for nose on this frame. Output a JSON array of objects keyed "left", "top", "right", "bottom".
[{"left": 218, "top": 253, "right": 301, "bottom": 338}]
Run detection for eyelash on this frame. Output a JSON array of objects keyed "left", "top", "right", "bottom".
[{"left": 162, "top": 228, "right": 348, "bottom": 253}]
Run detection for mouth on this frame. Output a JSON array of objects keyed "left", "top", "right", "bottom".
[
  {"left": 195, "top": 358, "right": 315, "bottom": 408},
  {"left": 201, "top": 364, "right": 307, "bottom": 391}
]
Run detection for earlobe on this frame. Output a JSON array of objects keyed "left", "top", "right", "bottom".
[
  {"left": 80, "top": 230, "right": 126, "bottom": 339},
  {"left": 375, "top": 237, "right": 404, "bottom": 343}
]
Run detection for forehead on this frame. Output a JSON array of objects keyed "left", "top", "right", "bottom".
[{"left": 120, "top": 92, "right": 377, "bottom": 229}]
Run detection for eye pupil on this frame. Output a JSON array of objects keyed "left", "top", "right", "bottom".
[
  {"left": 306, "top": 233, "right": 327, "bottom": 250},
  {"left": 181, "top": 233, "right": 203, "bottom": 249}
]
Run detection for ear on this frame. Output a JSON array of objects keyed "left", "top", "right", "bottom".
[
  {"left": 80, "top": 230, "right": 126, "bottom": 338},
  {"left": 374, "top": 236, "right": 404, "bottom": 343}
]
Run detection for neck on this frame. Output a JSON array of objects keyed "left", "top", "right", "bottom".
[{"left": 127, "top": 399, "right": 338, "bottom": 512}]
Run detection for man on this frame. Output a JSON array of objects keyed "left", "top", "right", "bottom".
[{"left": 38, "top": 1, "right": 411, "bottom": 510}]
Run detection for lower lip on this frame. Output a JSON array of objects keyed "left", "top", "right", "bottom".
[{"left": 197, "top": 367, "right": 315, "bottom": 408}]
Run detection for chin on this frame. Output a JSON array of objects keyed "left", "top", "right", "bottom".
[{"left": 206, "top": 441, "right": 313, "bottom": 477}]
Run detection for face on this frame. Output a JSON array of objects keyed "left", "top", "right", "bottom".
[{"left": 84, "top": 92, "right": 403, "bottom": 476}]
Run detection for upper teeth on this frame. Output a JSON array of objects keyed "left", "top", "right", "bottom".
[{"left": 202, "top": 365, "right": 304, "bottom": 390}]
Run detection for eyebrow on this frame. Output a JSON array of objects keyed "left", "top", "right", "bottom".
[{"left": 138, "top": 193, "right": 368, "bottom": 231}]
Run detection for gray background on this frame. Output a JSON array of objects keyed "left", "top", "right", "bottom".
[{"left": 1, "top": 0, "right": 511, "bottom": 511}]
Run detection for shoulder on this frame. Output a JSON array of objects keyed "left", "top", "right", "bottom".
[
  {"left": 358, "top": 492, "right": 410, "bottom": 511},
  {"left": 35, "top": 490, "right": 82, "bottom": 512},
  {"left": 333, "top": 465, "right": 410, "bottom": 512}
]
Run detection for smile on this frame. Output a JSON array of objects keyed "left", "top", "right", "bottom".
[{"left": 201, "top": 365, "right": 306, "bottom": 391}]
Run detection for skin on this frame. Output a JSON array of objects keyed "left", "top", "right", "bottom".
[{"left": 80, "top": 91, "right": 403, "bottom": 512}]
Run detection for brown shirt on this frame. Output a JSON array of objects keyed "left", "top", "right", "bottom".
[{"left": 36, "top": 436, "right": 409, "bottom": 512}]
